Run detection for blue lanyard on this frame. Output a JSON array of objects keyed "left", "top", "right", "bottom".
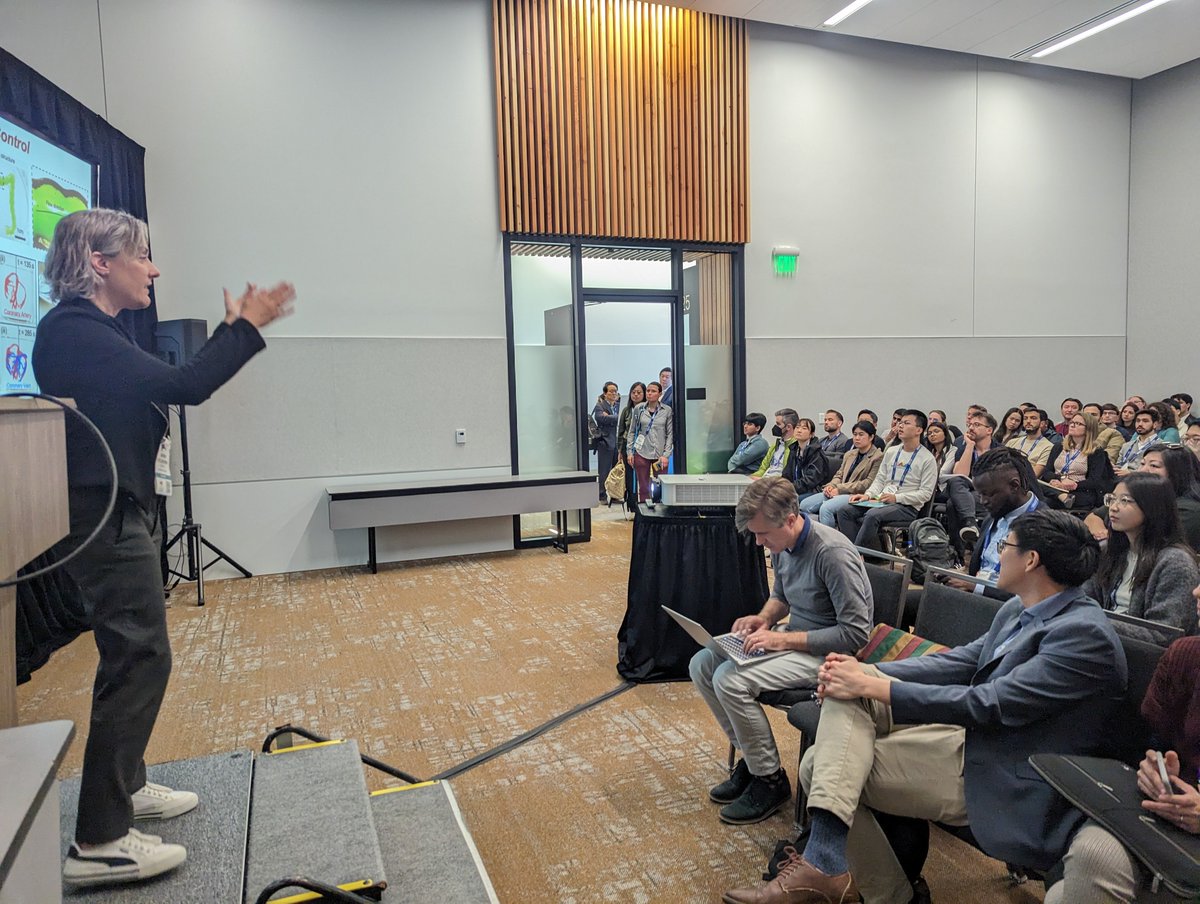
[
  {"left": 1018, "top": 434, "right": 1042, "bottom": 453},
  {"left": 640, "top": 405, "right": 660, "bottom": 437},
  {"left": 890, "top": 448, "right": 919, "bottom": 487},
  {"left": 1119, "top": 435, "right": 1153, "bottom": 465},
  {"left": 1060, "top": 448, "right": 1082, "bottom": 473}
]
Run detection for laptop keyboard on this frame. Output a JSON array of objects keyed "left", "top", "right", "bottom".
[{"left": 716, "top": 633, "right": 766, "bottom": 661}]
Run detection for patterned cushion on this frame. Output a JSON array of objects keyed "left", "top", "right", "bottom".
[{"left": 857, "top": 623, "right": 948, "bottom": 664}]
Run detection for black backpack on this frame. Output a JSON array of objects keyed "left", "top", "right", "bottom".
[{"left": 906, "top": 517, "right": 956, "bottom": 584}]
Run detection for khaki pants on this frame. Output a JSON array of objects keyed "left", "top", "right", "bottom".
[{"left": 799, "top": 666, "right": 967, "bottom": 904}]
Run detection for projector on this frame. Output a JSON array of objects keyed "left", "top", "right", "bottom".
[{"left": 657, "top": 474, "right": 752, "bottom": 506}]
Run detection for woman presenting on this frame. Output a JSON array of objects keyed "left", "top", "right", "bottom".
[{"left": 32, "top": 209, "right": 294, "bottom": 887}]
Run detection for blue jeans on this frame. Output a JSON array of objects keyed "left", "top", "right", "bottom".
[{"left": 799, "top": 491, "right": 855, "bottom": 527}]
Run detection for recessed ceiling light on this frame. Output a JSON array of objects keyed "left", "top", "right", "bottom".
[
  {"left": 823, "top": 0, "right": 878, "bottom": 28},
  {"left": 1032, "top": 0, "right": 1174, "bottom": 58}
]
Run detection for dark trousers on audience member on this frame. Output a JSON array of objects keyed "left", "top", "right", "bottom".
[
  {"left": 836, "top": 502, "right": 919, "bottom": 551},
  {"left": 944, "top": 476, "right": 984, "bottom": 547},
  {"left": 632, "top": 453, "right": 656, "bottom": 503},
  {"left": 58, "top": 490, "right": 172, "bottom": 844}
]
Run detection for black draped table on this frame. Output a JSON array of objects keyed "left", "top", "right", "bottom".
[{"left": 617, "top": 504, "right": 769, "bottom": 682}]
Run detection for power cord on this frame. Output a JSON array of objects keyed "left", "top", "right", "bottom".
[{"left": 0, "top": 392, "right": 118, "bottom": 588}]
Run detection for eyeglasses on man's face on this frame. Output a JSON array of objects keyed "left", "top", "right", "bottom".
[
  {"left": 1103, "top": 493, "right": 1138, "bottom": 509},
  {"left": 996, "top": 537, "right": 1023, "bottom": 554}
]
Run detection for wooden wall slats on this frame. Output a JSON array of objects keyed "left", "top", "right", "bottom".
[{"left": 494, "top": 0, "right": 747, "bottom": 243}]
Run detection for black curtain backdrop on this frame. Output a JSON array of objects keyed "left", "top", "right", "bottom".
[
  {"left": 2, "top": 47, "right": 154, "bottom": 682},
  {"left": 617, "top": 508, "right": 770, "bottom": 682}
]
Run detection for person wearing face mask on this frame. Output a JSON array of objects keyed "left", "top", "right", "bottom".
[
  {"left": 728, "top": 412, "right": 770, "bottom": 475},
  {"left": 751, "top": 409, "right": 803, "bottom": 480}
]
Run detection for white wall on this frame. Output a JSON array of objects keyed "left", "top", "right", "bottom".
[
  {"left": 1128, "top": 57, "right": 1200, "bottom": 400},
  {"left": 3, "top": 0, "right": 512, "bottom": 575},
  {"left": 745, "top": 24, "right": 1132, "bottom": 424},
  {"left": 3, "top": 4, "right": 1166, "bottom": 576}
]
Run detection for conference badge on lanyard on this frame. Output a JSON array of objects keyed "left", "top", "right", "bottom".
[{"left": 154, "top": 432, "right": 173, "bottom": 496}]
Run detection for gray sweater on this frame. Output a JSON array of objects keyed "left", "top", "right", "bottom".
[
  {"left": 1083, "top": 545, "right": 1200, "bottom": 643},
  {"left": 771, "top": 519, "right": 874, "bottom": 656},
  {"left": 626, "top": 402, "right": 673, "bottom": 460}
]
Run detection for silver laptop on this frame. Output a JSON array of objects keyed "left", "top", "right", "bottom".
[{"left": 661, "top": 606, "right": 790, "bottom": 667}]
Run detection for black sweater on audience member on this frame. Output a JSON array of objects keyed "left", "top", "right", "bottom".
[
  {"left": 1044, "top": 446, "right": 1116, "bottom": 511},
  {"left": 32, "top": 298, "right": 266, "bottom": 511}
]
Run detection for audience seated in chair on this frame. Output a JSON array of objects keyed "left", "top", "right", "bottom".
[
  {"left": 1040, "top": 408, "right": 1065, "bottom": 446},
  {"left": 729, "top": 412, "right": 770, "bottom": 475},
  {"left": 785, "top": 418, "right": 833, "bottom": 499},
  {"left": 1082, "top": 472, "right": 1200, "bottom": 643},
  {"left": 837, "top": 410, "right": 938, "bottom": 552},
  {"left": 799, "top": 421, "right": 882, "bottom": 527},
  {"left": 1082, "top": 402, "right": 1125, "bottom": 464},
  {"left": 1044, "top": 412, "right": 1116, "bottom": 511},
  {"left": 923, "top": 422, "right": 953, "bottom": 472},
  {"left": 1044, "top": 594, "right": 1200, "bottom": 904},
  {"left": 857, "top": 409, "right": 886, "bottom": 451},
  {"left": 1187, "top": 422, "right": 1200, "bottom": 462},
  {"left": 689, "top": 478, "right": 872, "bottom": 827},
  {"left": 1150, "top": 400, "right": 1181, "bottom": 444},
  {"left": 819, "top": 410, "right": 853, "bottom": 455},
  {"left": 1116, "top": 408, "right": 1162, "bottom": 476},
  {"left": 994, "top": 407, "right": 1023, "bottom": 447},
  {"left": 1140, "top": 442, "right": 1200, "bottom": 552},
  {"left": 940, "top": 410, "right": 998, "bottom": 556},
  {"left": 1173, "top": 392, "right": 1199, "bottom": 428},
  {"left": 1055, "top": 398, "right": 1082, "bottom": 437},
  {"left": 928, "top": 410, "right": 962, "bottom": 442},
  {"left": 940, "top": 447, "right": 1037, "bottom": 602},
  {"left": 1006, "top": 407, "right": 1055, "bottom": 478},
  {"left": 752, "top": 409, "right": 802, "bottom": 480},
  {"left": 721, "top": 509, "right": 1126, "bottom": 904}
]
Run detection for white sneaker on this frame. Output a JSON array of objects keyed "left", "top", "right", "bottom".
[
  {"left": 132, "top": 781, "right": 199, "bottom": 820},
  {"left": 63, "top": 828, "right": 187, "bottom": 886}
]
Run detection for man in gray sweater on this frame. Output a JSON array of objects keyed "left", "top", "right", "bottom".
[{"left": 689, "top": 477, "right": 874, "bottom": 825}]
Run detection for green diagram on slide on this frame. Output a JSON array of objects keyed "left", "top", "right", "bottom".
[
  {"left": 32, "top": 178, "right": 87, "bottom": 249},
  {"left": 1, "top": 172, "right": 16, "bottom": 237}
]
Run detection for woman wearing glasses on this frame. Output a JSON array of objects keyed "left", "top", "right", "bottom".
[
  {"left": 1082, "top": 471, "right": 1199, "bottom": 642},
  {"left": 1044, "top": 413, "right": 1116, "bottom": 511}
]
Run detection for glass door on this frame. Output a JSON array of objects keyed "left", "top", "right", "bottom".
[{"left": 681, "top": 251, "right": 736, "bottom": 473}]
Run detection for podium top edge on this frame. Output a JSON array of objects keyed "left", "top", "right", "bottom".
[{"left": 0, "top": 398, "right": 74, "bottom": 414}]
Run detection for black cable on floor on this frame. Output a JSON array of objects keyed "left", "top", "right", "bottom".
[{"left": 430, "top": 681, "right": 636, "bottom": 782}]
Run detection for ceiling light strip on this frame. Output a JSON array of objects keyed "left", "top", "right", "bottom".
[
  {"left": 823, "top": 0, "right": 877, "bottom": 28},
  {"left": 1026, "top": 0, "right": 1174, "bottom": 58}
]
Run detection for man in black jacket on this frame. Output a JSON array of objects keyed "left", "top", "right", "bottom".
[{"left": 33, "top": 208, "right": 294, "bottom": 888}]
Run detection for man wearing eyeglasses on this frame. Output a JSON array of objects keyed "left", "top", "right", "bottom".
[
  {"left": 722, "top": 509, "right": 1126, "bottom": 904},
  {"left": 1185, "top": 422, "right": 1200, "bottom": 461}
]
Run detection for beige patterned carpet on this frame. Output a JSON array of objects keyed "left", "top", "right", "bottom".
[{"left": 19, "top": 510, "right": 1043, "bottom": 903}]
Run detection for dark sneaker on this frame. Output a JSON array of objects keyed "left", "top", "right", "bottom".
[
  {"left": 63, "top": 828, "right": 187, "bottom": 886},
  {"left": 910, "top": 876, "right": 931, "bottom": 904},
  {"left": 719, "top": 769, "right": 791, "bottom": 825},
  {"left": 710, "top": 759, "right": 753, "bottom": 804},
  {"left": 959, "top": 525, "right": 980, "bottom": 549}
]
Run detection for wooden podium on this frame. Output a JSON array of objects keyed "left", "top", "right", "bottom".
[{"left": 0, "top": 399, "right": 69, "bottom": 729}]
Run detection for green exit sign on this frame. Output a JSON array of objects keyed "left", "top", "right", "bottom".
[{"left": 772, "top": 246, "right": 799, "bottom": 277}]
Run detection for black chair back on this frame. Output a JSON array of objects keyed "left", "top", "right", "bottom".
[
  {"left": 1103, "top": 636, "right": 1165, "bottom": 765},
  {"left": 864, "top": 562, "right": 907, "bottom": 628},
  {"left": 914, "top": 581, "right": 1004, "bottom": 648}
]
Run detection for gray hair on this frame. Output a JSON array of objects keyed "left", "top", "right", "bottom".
[
  {"left": 735, "top": 477, "right": 798, "bottom": 532},
  {"left": 43, "top": 208, "right": 150, "bottom": 301},
  {"left": 774, "top": 407, "right": 800, "bottom": 428}
]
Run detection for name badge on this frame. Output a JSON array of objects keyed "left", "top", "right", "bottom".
[
  {"left": 634, "top": 434, "right": 646, "bottom": 452},
  {"left": 883, "top": 483, "right": 898, "bottom": 497},
  {"left": 154, "top": 434, "right": 173, "bottom": 496}
]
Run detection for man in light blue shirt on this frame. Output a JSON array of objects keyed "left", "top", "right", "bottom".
[
  {"left": 728, "top": 412, "right": 769, "bottom": 474},
  {"left": 943, "top": 447, "right": 1040, "bottom": 599}
]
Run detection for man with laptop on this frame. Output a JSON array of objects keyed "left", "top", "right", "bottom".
[{"left": 687, "top": 477, "right": 873, "bottom": 825}]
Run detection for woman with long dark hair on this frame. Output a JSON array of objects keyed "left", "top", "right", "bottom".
[
  {"left": 923, "top": 421, "right": 953, "bottom": 470},
  {"left": 616, "top": 381, "right": 646, "bottom": 506},
  {"left": 1140, "top": 442, "right": 1200, "bottom": 551},
  {"left": 1083, "top": 471, "right": 1199, "bottom": 641},
  {"left": 994, "top": 407, "right": 1022, "bottom": 447},
  {"left": 1117, "top": 403, "right": 1138, "bottom": 440}
]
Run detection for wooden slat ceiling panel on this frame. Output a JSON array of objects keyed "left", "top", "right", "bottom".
[{"left": 494, "top": 0, "right": 748, "bottom": 243}]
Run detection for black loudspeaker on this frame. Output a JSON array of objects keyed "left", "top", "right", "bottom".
[{"left": 154, "top": 318, "right": 208, "bottom": 365}]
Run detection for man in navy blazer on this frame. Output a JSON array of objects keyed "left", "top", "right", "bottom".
[{"left": 722, "top": 509, "right": 1127, "bottom": 904}]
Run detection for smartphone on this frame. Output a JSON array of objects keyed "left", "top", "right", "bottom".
[{"left": 1156, "top": 751, "right": 1172, "bottom": 792}]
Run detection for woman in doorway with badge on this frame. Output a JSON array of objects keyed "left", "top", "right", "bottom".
[
  {"left": 625, "top": 380, "right": 673, "bottom": 504},
  {"left": 32, "top": 209, "right": 294, "bottom": 889}
]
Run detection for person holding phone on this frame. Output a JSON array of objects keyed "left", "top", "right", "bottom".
[{"left": 1044, "top": 584, "right": 1200, "bottom": 903}]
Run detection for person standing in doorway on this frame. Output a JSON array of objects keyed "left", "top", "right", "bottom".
[
  {"left": 626, "top": 381, "right": 673, "bottom": 504},
  {"left": 592, "top": 381, "right": 620, "bottom": 502},
  {"left": 659, "top": 366, "right": 674, "bottom": 408}
]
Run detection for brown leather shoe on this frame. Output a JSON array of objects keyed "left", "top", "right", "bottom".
[{"left": 722, "top": 851, "right": 860, "bottom": 904}]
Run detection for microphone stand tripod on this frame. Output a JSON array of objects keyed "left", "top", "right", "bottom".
[{"left": 164, "top": 404, "right": 251, "bottom": 606}]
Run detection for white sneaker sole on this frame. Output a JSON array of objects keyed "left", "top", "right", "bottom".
[
  {"left": 64, "top": 847, "right": 187, "bottom": 886},
  {"left": 133, "top": 791, "right": 199, "bottom": 820}
]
